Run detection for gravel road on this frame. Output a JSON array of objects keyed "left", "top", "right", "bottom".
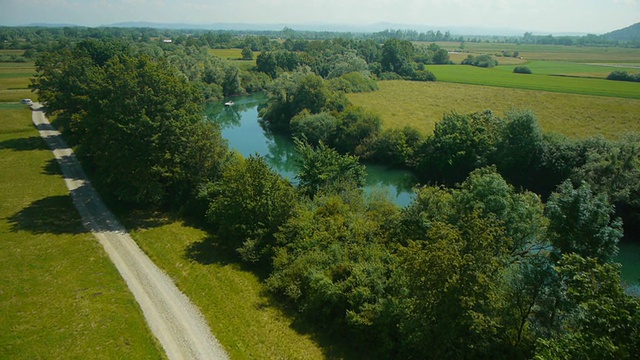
[{"left": 31, "top": 104, "right": 229, "bottom": 360}]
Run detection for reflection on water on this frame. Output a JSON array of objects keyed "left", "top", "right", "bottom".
[{"left": 203, "top": 93, "right": 416, "bottom": 206}]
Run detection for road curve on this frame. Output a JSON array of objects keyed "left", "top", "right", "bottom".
[{"left": 31, "top": 104, "right": 229, "bottom": 360}]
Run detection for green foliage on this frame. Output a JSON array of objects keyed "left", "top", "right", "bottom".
[
  {"left": 372, "top": 126, "right": 424, "bottom": 167},
  {"left": 546, "top": 180, "right": 622, "bottom": 262},
  {"left": 295, "top": 140, "right": 367, "bottom": 198},
  {"left": 332, "top": 106, "right": 382, "bottom": 156},
  {"left": 290, "top": 111, "right": 338, "bottom": 145},
  {"left": 241, "top": 46, "right": 254, "bottom": 60},
  {"left": 200, "top": 154, "right": 296, "bottom": 264},
  {"left": 268, "top": 191, "right": 399, "bottom": 354},
  {"left": 339, "top": 71, "right": 379, "bottom": 93},
  {"left": 461, "top": 54, "right": 499, "bottom": 68},
  {"left": 607, "top": 70, "right": 640, "bottom": 82},
  {"left": 31, "top": 42, "right": 229, "bottom": 207},
  {"left": 535, "top": 254, "right": 640, "bottom": 360},
  {"left": 416, "top": 110, "right": 504, "bottom": 185},
  {"left": 381, "top": 38, "right": 415, "bottom": 76},
  {"left": 514, "top": 66, "right": 532, "bottom": 74},
  {"left": 496, "top": 110, "right": 545, "bottom": 188}
]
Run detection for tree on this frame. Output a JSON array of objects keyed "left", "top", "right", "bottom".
[
  {"left": 380, "top": 38, "right": 414, "bottom": 76},
  {"left": 295, "top": 139, "right": 367, "bottom": 198},
  {"left": 416, "top": 110, "right": 504, "bottom": 185},
  {"left": 241, "top": 46, "right": 253, "bottom": 60},
  {"left": 546, "top": 180, "right": 622, "bottom": 263},
  {"left": 201, "top": 154, "right": 296, "bottom": 264},
  {"left": 496, "top": 110, "right": 545, "bottom": 189},
  {"left": 535, "top": 254, "right": 640, "bottom": 360}
]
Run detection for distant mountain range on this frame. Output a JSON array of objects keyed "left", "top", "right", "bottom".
[{"left": 604, "top": 22, "right": 640, "bottom": 41}]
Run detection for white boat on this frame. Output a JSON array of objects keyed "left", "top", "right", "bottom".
[{"left": 224, "top": 101, "right": 234, "bottom": 106}]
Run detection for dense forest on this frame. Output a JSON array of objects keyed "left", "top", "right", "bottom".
[{"left": 24, "top": 27, "right": 640, "bottom": 359}]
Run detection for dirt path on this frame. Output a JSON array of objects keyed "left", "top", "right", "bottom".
[{"left": 31, "top": 104, "right": 229, "bottom": 360}]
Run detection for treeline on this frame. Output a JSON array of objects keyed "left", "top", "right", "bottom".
[
  {"left": 607, "top": 70, "right": 640, "bottom": 82},
  {"left": 32, "top": 39, "right": 640, "bottom": 359}
]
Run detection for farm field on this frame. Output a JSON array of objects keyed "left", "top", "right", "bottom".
[
  {"left": 348, "top": 80, "right": 640, "bottom": 139},
  {"left": 429, "top": 41, "right": 640, "bottom": 63},
  {"left": 423, "top": 64, "right": 640, "bottom": 99},
  {"left": 0, "top": 106, "right": 164, "bottom": 359},
  {"left": 0, "top": 63, "right": 36, "bottom": 103}
]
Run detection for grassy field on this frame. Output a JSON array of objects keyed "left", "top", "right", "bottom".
[
  {"left": 209, "top": 48, "right": 258, "bottom": 70},
  {"left": 423, "top": 64, "right": 640, "bottom": 99},
  {"left": 0, "top": 107, "right": 164, "bottom": 359},
  {"left": 348, "top": 80, "right": 640, "bottom": 139},
  {"left": 121, "top": 213, "right": 334, "bottom": 359},
  {"left": 0, "top": 63, "right": 36, "bottom": 102},
  {"left": 428, "top": 41, "right": 640, "bottom": 63}
]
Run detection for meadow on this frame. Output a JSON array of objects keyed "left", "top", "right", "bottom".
[
  {"left": 209, "top": 48, "right": 258, "bottom": 70},
  {"left": 422, "top": 64, "right": 640, "bottom": 99},
  {"left": 0, "top": 63, "right": 36, "bottom": 102},
  {"left": 348, "top": 80, "right": 640, "bottom": 139},
  {"left": 0, "top": 106, "right": 164, "bottom": 359}
]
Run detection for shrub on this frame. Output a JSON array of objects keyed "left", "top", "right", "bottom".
[
  {"left": 607, "top": 70, "right": 640, "bottom": 82},
  {"left": 461, "top": 54, "right": 499, "bottom": 68},
  {"left": 514, "top": 66, "right": 532, "bottom": 74}
]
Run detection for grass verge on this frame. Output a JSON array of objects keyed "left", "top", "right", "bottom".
[
  {"left": 0, "top": 107, "right": 164, "bottom": 359},
  {"left": 121, "top": 212, "right": 330, "bottom": 359},
  {"left": 348, "top": 80, "right": 640, "bottom": 139}
]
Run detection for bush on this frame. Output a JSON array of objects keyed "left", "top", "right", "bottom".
[
  {"left": 410, "top": 70, "right": 437, "bottom": 82},
  {"left": 514, "top": 66, "right": 532, "bottom": 74},
  {"left": 607, "top": 70, "right": 640, "bottom": 82},
  {"left": 461, "top": 54, "right": 499, "bottom": 68}
]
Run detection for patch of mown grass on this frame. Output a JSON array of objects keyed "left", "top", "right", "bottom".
[
  {"left": 348, "top": 80, "right": 640, "bottom": 139},
  {"left": 123, "top": 213, "right": 331, "bottom": 359},
  {"left": 494, "top": 60, "right": 640, "bottom": 78},
  {"left": 0, "top": 77, "right": 32, "bottom": 90},
  {"left": 0, "top": 107, "right": 164, "bottom": 359},
  {"left": 423, "top": 64, "right": 640, "bottom": 99}
]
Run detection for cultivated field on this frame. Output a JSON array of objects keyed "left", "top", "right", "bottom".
[
  {"left": 423, "top": 65, "right": 640, "bottom": 99},
  {"left": 0, "top": 106, "right": 164, "bottom": 358},
  {"left": 348, "top": 80, "right": 640, "bottom": 139},
  {"left": 0, "top": 63, "right": 36, "bottom": 103}
]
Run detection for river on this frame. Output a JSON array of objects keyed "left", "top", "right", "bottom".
[
  {"left": 204, "top": 93, "right": 416, "bottom": 206},
  {"left": 204, "top": 93, "right": 639, "bottom": 292}
]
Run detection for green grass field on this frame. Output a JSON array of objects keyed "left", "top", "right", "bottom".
[
  {"left": 423, "top": 64, "right": 640, "bottom": 99},
  {"left": 0, "top": 107, "right": 164, "bottom": 359},
  {"left": 348, "top": 80, "right": 640, "bottom": 139},
  {"left": 0, "top": 63, "right": 36, "bottom": 102},
  {"left": 209, "top": 48, "right": 258, "bottom": 70}
]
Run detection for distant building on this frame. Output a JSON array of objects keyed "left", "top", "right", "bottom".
[{"left": 162, "top": 39, "right": 172, "bottom": 43}]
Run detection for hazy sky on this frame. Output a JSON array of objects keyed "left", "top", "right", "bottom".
[{"left": 1, "top": 0, "right": 638, "bottom": 34}]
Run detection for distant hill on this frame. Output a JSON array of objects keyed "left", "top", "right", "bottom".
[{"left": 604, "top": 22, "right": 640, "bottom": 41}]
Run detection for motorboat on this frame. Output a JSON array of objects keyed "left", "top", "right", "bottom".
[{"left": 224, "top": 101, "right": 234, "bottom": 106}]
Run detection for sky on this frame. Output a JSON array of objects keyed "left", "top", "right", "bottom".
[{"left": 1, "top": 0, "right": 639, "bottom": 34}]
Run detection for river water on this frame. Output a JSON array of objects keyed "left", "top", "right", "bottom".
[{"left": 204, "top": 93, "right": 639, "bottom": 291}]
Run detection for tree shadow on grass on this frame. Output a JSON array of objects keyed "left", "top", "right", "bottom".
[
  {"left": 184, "top": 235, "right": 363, "bottom": 360},
  {"left": 0, "top": 136, "right": 48, "bottom": 152},
  {"left": 7, "top": 195, "right": 87, "bottom": 235}
]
